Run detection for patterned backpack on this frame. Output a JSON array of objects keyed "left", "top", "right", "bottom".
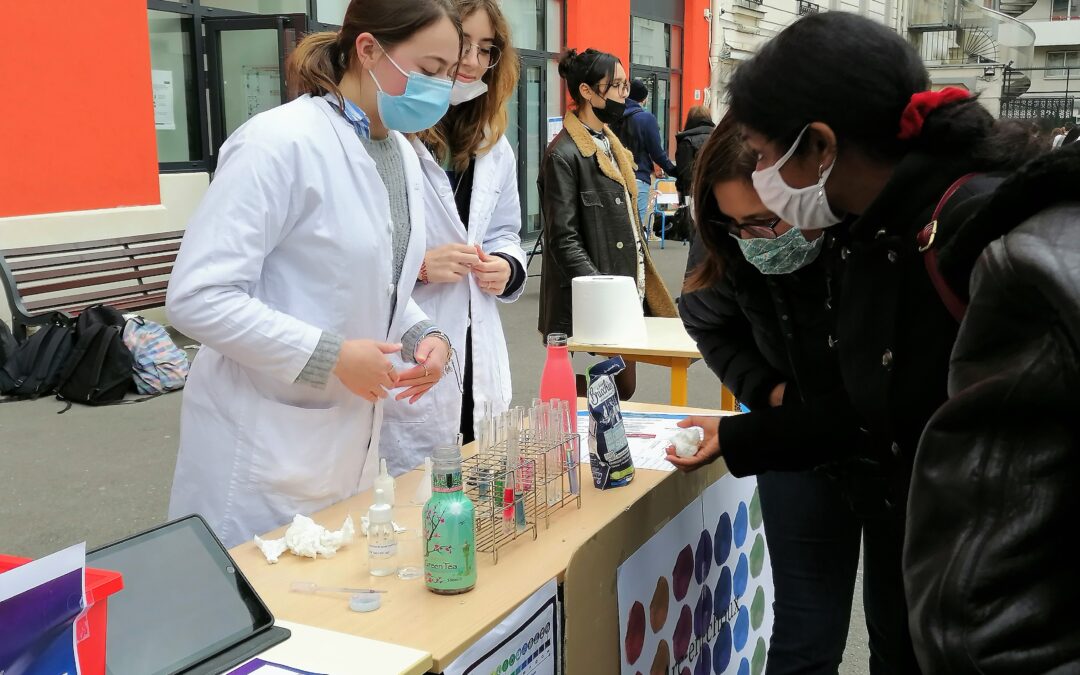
[{"left": 122, "top": 317, "right": 189, "bottom": 395}]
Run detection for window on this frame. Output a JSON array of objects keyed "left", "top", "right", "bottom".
[
  {"left": 315, "top": 0, "right": 349, "bottom": 25},
  {"left": 631, "top": 17, "right": 670, "bottom": 67},
  {"left": 148, "top": 10, "right": 201, "bottom": 164},
  {"left": 201, "top": 0, "right": 307, "bottom": 11},
  {"left": 1051, "top": 0, "right": 1080, "bottom": 20},
  {"left": 504, "top": 0, "right": 562, "bottom": 52},
  {"left": 1046, "top": 50, "right": 1080, "bottom": 77}
]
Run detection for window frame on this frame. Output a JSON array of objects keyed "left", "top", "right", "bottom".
[
  {"left": 629, "top": 16, "right": 683, "bottom": 151},
  {"left": 1045, "top": 50, "right": 1079, "bottom": 78}
]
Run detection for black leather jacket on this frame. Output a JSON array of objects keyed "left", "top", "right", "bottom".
[
  {"left": 537, "top": 112, "right": 676, "bottom": 338},
  {"left": 905, "top": 145, "right": 1080, "bottom": 674}
]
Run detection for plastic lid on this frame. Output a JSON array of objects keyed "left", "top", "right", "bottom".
[
  {"left": 369, "top": 488, "right": 393, "bottom": 524},
  {"left": 349, "top": 592, "right": 382, "bottom": 613},
  {"left": 546, "top": 332, "right": 568, "bottom": 347}
]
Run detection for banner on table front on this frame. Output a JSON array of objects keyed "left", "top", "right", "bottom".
[{"left": 617, "top": 475, "right": 773, "bottom": 675}]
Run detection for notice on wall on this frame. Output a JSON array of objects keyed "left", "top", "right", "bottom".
[
  {"left": 444, "top": 578, "right": 559, "bottom": 675},
  {"left": 152, "top": 70, "right": 176, "bottom": 131},
  {"left": 617, "top": 475, "right": 773, "bottom": 675},
  {"left": 244, "top": 66, "right": 282, "bottom": 120},
  {"left": 547, "top": 117, "right": 563, "bottom": 145}
]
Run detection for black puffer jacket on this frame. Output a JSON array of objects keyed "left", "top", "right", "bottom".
[
  {"left": 537, "top": 112, "right": 676, "bottom": 338},
  {"left": 905, "top": 144, "right": 1080, "bottom": 674},
  {"left": 674, "top": 121, "right": 714, "bottom": 196},
  {"left": 680, "top": 235, "right": 871, "bottom": 478}
]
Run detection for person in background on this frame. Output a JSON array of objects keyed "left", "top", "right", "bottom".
[
  {"left": 1051, "top": 126, "right": 1066, "bottom": 149},
  {"left": 619, "top": 78, "right": 678, "bottom": 230},
  {"left": 904, "top": 143, "right": 1080, "bottom": 674},
  {"left": 381, "top": 0, "right": 526, "bottom": 473},
  {"left": 676, "top": 12, "right": 1042, "bottom": 672},
  {"left": 674, "top": 105, "right": 715, "bottom": 198},
  {"left": 680, "top": 116, "right": 878, "bottom": 673},
  {"left": 165, "top": 0, "right": 460, "bottom": 547},
  {"left": 1063, "top": 124, "right": 1080, "bottom": 146},
  {"left": 538, "top": 48, "right": 677, "bottom": 399}
]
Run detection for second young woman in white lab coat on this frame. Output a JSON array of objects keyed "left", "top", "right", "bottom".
[
  {"left": 381, "top": 0, "right": 527, "bottom": 474},
  {"left": 165, "top": 0, "right": 463, "bottom": 548}
]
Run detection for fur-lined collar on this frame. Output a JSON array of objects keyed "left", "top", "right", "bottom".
[
  {"left": 563, "top": 111, "right": 639, "bottom": 196},
  {"left": 940, "top": 143, "right": 1080, "bottom": 296}
]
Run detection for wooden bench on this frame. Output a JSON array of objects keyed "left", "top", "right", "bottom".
[{"left": 0, "top": 231, "right": 184, "bottom": 341}]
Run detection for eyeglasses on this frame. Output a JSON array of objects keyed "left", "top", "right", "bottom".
[
  {"left": 722, "top": 215, "right": 783, "bottom": 240},
  {"left": 599, "top": 79, "right": 631, "bottom": 95},
  {"left": 462, "top": 42, "right": 502, "bottom": 69}
]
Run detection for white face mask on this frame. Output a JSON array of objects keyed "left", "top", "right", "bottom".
[
  {"left": 751, "top": 125, "right": 842, "bottom": 231},
  {"left": 449, "top": 79, "right": 488, "bottom": 105}
]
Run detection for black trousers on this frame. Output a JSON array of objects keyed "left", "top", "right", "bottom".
[
  {"left": 758, "top": 470, "right": 921, "bottom": 675},
  {"left": 459, "top": 328, "right": 474, "bottom": 445}
]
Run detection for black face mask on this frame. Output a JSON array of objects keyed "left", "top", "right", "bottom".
[{"left": 592, "top": 97, "right": 626, "bottom": 127}]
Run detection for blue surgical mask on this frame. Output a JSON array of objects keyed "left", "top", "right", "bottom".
[
  {"left": 734, "top": 227, "right": 824, "bottom": 275},
  {"left": 369, "top": 44, "right": 453, "bottom": 133}
]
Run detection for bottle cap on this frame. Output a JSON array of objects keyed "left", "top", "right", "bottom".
[
  {"left": 369, "top": 488, "right": 393, "bottom": 524},
  {"left": 349, "top": 592, "right": 382, "bottom": 613},
  {"left": 546, "top": 332, "right": 568, "bottom": 347}
]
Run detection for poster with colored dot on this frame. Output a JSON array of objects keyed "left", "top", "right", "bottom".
[{"left": 617, "top": 475, "right": 772, "bottom": 675}]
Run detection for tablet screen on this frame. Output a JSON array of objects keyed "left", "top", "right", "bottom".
[{"left": 88, "top": 516, "right": 274, "bottom": 675}]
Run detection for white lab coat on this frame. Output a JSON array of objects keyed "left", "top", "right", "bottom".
[
  {"left": 166, "top": 94, "right": 431, "bottom": 548},
  {"left": 380, "top": 136, "right": 527, "bottom": 475}
]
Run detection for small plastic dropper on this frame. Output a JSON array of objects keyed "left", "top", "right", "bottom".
[{"left": 290, "top": 581, "right": 387, "bottom": 595}]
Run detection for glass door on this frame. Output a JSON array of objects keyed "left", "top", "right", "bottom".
[
  {"left": 204, "top": 14, "right": 306, "bottom": 168},
  {"left": 508, "top": 57, "right": 547, "bottom": 239}
]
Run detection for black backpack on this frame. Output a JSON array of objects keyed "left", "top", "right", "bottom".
[
  {"left": 56, "top": 305, "right": 134, "bottom": 405},
  {"left": 0, "top": 319, "right": 76, "bottom": 399}
]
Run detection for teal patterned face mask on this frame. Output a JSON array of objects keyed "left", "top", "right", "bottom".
[{"left": 734, "top": 226, "right": 824, "bottom": 275}]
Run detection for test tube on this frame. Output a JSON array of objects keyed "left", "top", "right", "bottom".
[{"left": 561, "top": 399, "right": 580, "bottom": 495}]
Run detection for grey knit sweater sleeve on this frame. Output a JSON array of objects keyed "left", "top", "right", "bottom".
[{"left": 295, "top": 332, "right": 344, "bottom": 388}]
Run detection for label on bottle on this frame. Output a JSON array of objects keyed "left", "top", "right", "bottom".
[
  {"left": 369, "top": 541, "right": 397, "bottom": 557},
  {"left": 423, "top": 495, "right": 477, "bottom": 592}
]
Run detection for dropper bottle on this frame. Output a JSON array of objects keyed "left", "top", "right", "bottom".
[
  {"left": 374, "top": 458, "right": 396, "bottom": 507},
  {"left": 368, "top": 488, "right": 398, "bottom": 577}
]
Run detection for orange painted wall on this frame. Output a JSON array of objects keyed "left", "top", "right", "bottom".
[
  {"left": 682, "top": 0, "right": 712, "bottom": 121},
  {"left": 566, "top": 0, "right": 632, "bottom": 69},
  {"left": 0, "top": 2, "right": 160, "bottom": 219}
]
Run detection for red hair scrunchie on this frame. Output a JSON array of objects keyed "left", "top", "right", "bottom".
[{"left": 897, "top": 87, "right": 971, "bottom": 140}]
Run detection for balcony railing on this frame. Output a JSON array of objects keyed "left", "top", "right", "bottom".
[
  {"left": 798, "top": 0, "right": 821, "bottom": 15},
  {"left": 908, "top": 0, "right": 1034, "bottom": 69}
]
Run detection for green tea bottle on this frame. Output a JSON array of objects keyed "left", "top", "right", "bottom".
[{"left": 423, "top": 444, "right": 477, "bottom": 594}]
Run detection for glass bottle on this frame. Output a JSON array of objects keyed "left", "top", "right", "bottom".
[{"left": 423, "top": 444, "right": 477, "bottom": 594}]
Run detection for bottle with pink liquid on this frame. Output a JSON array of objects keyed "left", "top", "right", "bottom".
[{"left": 540, "top": 333, "right": 577, "bottom": 421}]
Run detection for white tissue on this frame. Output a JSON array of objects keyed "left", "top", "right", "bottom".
[
  {"left": 667, "top": 427, "right": 705, "bottom": 458},
  {"left": 254, "top": 535, "right": 288, "bottom": 564},
  {"left": 253, "top": 514, "right": 355, "bottom": 564},
  {"left": 359, "top": 517, "right": 408, "bottom": 536}
]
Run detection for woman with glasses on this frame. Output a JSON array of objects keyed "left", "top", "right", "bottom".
[
  {"left": 381, "top": 0, "right": 527, "bottom": 472},
  {"left": 678, "top": 115, "right": 899, "bottom": 673},
  {"left": 165, "top": 0, "right": 460, "bottom": 547},
  {"left": 538, "top": 48, "right": 676, "bottom": 398}
]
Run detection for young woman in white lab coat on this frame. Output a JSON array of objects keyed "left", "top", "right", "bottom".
[
  {"left": 380, "top": 0, "right": 527, "bottom": 474},
  {"left": 165, "top": 0, "right": 464, "bottom": 548}
]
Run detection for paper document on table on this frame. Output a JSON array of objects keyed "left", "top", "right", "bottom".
[
  {"left": 228, "top": 658, "right": 325, "bottom": 674},
  {"left": 576, "top": 411, "right": 725, "bottom": 472}
]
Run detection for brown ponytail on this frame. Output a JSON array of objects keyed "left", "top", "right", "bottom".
[{"left": 286, "top": 0, "right": 463, "bottom": 108}]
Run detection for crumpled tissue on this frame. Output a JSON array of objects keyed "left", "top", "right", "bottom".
[
  {"left": 663, "top": 427, "right": 705, "bottom": 458},
  {"left": 254, "top": 514, "right": 355, "bottom": 563}
]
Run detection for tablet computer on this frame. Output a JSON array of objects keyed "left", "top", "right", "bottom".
[{"left": 88, "top": 515, "right": 289, "bottom": 675}]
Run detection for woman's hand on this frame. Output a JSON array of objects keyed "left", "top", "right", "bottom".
[
  {"left": 471, "top": 245, "right": 511, "bottom": 295},
  {"left": 394, "top": 335, "right": 451, "bottom": 404},
  {"left": 333, "top": 340, "right": 401, "bottom": 402},
  {"left": 665, "top": 416, "right": 723, "bottom": 472},
  {"left": 424, "top": 244, "right": 481, "bottom": 284}
]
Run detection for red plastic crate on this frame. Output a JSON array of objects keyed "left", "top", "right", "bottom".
[{"left": 0, "top": 553, "right": 124, "bottom": 675}]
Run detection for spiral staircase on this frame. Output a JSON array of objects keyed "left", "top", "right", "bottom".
[{"left": 907, "top": 0, "right": 1036, "bottom": 105}]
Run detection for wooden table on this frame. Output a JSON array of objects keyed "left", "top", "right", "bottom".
[
  {"left": 230, "top": 402, "right": 726, "bottom": 673},
  {"left": 568, "top": 316, "right": 737, "bottom": 409}
]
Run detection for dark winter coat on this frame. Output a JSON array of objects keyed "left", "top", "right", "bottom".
[
  {"left": 904, "top": 144, "right": 1080, "bottom": 674},
  {"left": 537, "top": 112, "right": 677, "bottom": 338},
  {"left": 674, "top": 121, "right": 714, "bottom": 196}
]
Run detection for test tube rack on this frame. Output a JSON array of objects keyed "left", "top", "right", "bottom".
[
  {"left": 462, "top": 455, "right": 539, "bottom": 564},
  {"left": 518, "top": 429, "right": 583, "bottom": 527}
]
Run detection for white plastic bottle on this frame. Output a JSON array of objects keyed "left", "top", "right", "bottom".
[{"left": 367, "top": 488, "right": 397, "bottom": 577}]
